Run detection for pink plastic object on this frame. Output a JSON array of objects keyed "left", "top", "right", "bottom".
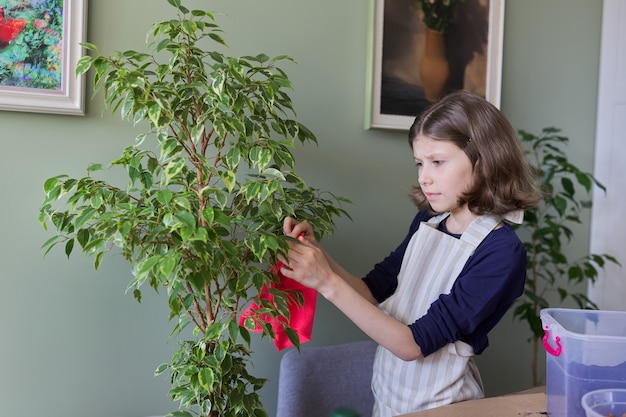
[
  {"left": 238, "top": 233, "right": 316, "bottom": 351},
  {"left": 542, "top": 325, "right": 562, "bottom": 357}
]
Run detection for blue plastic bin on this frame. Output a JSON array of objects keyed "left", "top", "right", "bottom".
[{"left": 541, "top": 308, "right": 626, "bottom": 417}]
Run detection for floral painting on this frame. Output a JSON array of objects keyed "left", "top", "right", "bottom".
[
  {"left": 0, "top": 0, "right": 85, "bottom": 115},
  {"left": 0, "top": 0, "right": 64, "bottom": 90},
  {"left": 367, "top": 0, "right": 504, "bottom": 130}
]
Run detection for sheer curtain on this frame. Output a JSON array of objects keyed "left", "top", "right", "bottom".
[{"left": 588, "top": 0, "right": 626, "bottom": 311}]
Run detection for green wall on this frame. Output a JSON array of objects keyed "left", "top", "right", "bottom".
[{"left": 0, "top": 1, "right": 602, "bottom": 416}]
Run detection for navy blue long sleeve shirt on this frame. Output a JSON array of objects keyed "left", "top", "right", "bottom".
[{"left": 362, "top": 211, "right": 526, "bottom": 357}]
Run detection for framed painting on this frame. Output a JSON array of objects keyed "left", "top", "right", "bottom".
[
  {"left": 0, "top": 0, "right": 87, "bottom": 115},
  {"left": 366, "top": 0, "right": 504, "bottom": 130}
]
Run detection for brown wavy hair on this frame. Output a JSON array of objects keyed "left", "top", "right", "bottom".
[{"left": 408, "top": 91, "right": 543, "bottom": 216}]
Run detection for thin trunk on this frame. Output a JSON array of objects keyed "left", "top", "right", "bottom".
[{"left": 531, "top": 334, "right": 538, "bottom": 386}]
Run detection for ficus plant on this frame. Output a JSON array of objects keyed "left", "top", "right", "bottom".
[
  {"left": 38, "top": 1, "right": 349, "bottom": 416},
  {"left": 513, "top": 127, "right": 619, "bottom": 386}
]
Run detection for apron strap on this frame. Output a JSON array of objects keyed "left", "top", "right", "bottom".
[
  {"left": 424, "top": 212, "right": 502, "bottom": 249},
  {"left": 460, "top": 215, "right": 502, "bottom": 248}
]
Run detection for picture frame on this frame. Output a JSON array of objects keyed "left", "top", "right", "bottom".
[
  {"left": 0, "top": 0, "right": 87, "bottom": 116},
  {"left": 365, "top": 0, "right": 505, "bottom": 130}
]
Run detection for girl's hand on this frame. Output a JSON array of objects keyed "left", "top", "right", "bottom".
[
  {"left": 281, "top": 234, "right": 422, "bottom": 360},
  {"left": 280, "top": 236, "right": 334, "bottom": 293},
  {"left": 283, "top": 216, "right": 317, "bottom": 245}
]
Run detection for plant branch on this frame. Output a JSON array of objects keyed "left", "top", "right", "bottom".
[{"left": 185, "top": 281, "right": 207, "bottom": 332}]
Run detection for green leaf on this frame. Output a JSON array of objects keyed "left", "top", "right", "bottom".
[
  {"left": 284, "top": 327, "right": 300, "bottom": 349},
  {"left": 76, "top": 228, "right": 90, "bottom": 248},
  {"left": 169, "top": 412, "right": 194, "bottom": 417},
  {"left": 576, "top": 171, "right": 593, "bottom": 191},
  {"left": 202, "top": 206, "right": 215, "bottom": 224},
  {"left": 228, "top": 319, "right": 240, "bottom": 342},
  {"left": 552, "top": 195, "right": 567, "bottom": 216},
  {"left": 137, "top": 256, "right": 161, "bottom": 276},
  {"left": 160, "top": 256, "right": 176, "bottom": 277},
  {"left": 198, "top": 368, "right": 214, "bottom": 391},
  {"left": 161, "top": 137, "right": 183, "bottom": 159},
  {"left": 561, "top": 177, "right": 575, "bottom": 197},
  {"left": 214, "top": 189, "right": 228, "bottom": 209},
  {"left": 221, "top": 170, "right": 237, "bottom": 193},
  {"left": 240, "top": 326, "right": 251, "bottom": 346},
  {"left": 208, "top": 32, "right": 227, "bottom": 46},
  {"left": 205, "top": 322, "right": 225, "bottom": 340},
  {"left": 43, "top": 176, "right": 62, "bottom": 195},
  {"left": 64, "top": 239, "right": 74, "bottom": 258},
  {"left": 244, "top": 182, "right": 262, "bottom": 203},
  {"left": 75, "top": 207, "right": 98, "bottom": 230},
  {"left": 181, "top": 19, "right": 197, "bottom": 36},
  {"left": 80, "top": 42, "right": 98, "bottom": 52},
  {"left": 250, "top": 146, "right": 271, "bottom": 170},
  {"left": 156, "top": 189, "right": 173, "bottom": 205},
  {"left": 225, "top": 147, "right": 241, "bottom": 170},
  {"left": 154, "top": 362, "right": 168, "bottom": 376},
  {"left": 148, "top": 102, "right": 162, "bottom": 127},
  {"left": 262, "top": 168, "right": 285, "bottom": 181},
  {"left": 76, "top": 55, "right": 93, "bottom": 75},
  {"left": 175, "top": 211, "right": 196, "bottom": 229},
  {"left": 165, "top": 158, "right": 186, "bottom": 182}
]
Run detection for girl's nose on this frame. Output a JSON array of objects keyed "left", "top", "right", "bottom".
[{"left": 419, "top": 168, "right": 432, "bottom": 186}]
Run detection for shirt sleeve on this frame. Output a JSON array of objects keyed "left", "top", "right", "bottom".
[{"left": 409, "top": 225, "right": 527, "bottom": 356}]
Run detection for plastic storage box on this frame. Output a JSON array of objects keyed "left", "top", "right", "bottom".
[{"left": 541, "top": 308, "right": 626, "bottom": 417}]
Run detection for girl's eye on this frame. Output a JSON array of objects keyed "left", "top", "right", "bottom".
[
  {"left": 433, "top": 160, "right": 443, "bottom": 166},
  {"left": 414, "top": 161, "right": 422, "bottom": 167}
]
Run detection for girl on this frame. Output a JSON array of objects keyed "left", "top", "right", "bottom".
[{"left": 279, "top": 91, "right": 542, "bottom": 417}]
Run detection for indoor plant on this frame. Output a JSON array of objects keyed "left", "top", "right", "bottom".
[
  {"left": 38, "top": 1, "right": 349, "bottom": 416},
  {"left": 513, "top": 127, "right": 619, "bottom": 386},
  {"left": 415, "top": 0, "right": 460, "bottom": 33}
]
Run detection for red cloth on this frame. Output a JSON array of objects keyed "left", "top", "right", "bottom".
[{"left": 239, "top": 260, "right": 317, "bottom": 351}]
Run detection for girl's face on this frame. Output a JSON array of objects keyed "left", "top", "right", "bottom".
[{"left": 412, "top": 135, "right": 474, "bottom": 215}]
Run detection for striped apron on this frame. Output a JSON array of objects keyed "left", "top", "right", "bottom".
[{"left": 371, "top": 213, "right": 502, "bottom": 417}]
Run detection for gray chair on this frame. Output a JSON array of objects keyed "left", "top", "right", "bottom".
[{"left": 276, "top": 340, "right": 378, "bottom": 417}]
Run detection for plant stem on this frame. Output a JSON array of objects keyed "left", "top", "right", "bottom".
[
  {"left": 185, "top": 281, "right": 207, "bottom": 332},
  {"left": 205, "top": 281, "right": 214, "bottom": 326},
  {"left": 531, "top": 334, "right": 538, "bottom": 386}
]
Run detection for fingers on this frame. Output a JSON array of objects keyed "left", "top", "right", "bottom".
[
  {"left": 283, "top": 216, "right": 296, "bottom": 236},
  {"left": 281, "top": 238, "right": 332, "bottom": 293},
  {"left": 284, "top": 237, "right": 318, "bottom": 271},
  {"left": 282, "top": 216, "right": 312, "bottom": 239}
]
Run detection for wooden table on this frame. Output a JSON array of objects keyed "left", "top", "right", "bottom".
[{"left": 397, "top": 386, "right": 547, "bottom": 417}]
